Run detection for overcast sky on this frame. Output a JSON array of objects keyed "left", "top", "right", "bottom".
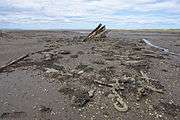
[{"left": 0, "top": 0, "right": 180, "bottom": 29}]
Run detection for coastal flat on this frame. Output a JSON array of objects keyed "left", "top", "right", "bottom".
[{"left": 0, "top": 30, "right": 180, "bottom": 120}]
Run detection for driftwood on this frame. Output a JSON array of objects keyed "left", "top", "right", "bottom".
[
  {"left": 0, "top": 48, "right": 52, "bottom": 72},
  {"left": 142, "top": 38, "right": 178, "bottom": 56},
  {"left": 0, "top": 54, "right": 31, "bottom": 72},
  {"left": 86, "top": 23, "right": 102, "bottom": 38},
  {"left": 0, "top": 30, "right": 2, "bottom": 37},
  {"left": 83, "top": 23, "right": 108, "bottom": 42},
  {"left": 94, "top": 80, "right": 113, "bottom": 87}
]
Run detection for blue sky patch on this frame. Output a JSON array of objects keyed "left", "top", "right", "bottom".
[{"left": 0, "top": 0, "right": 180, "bottom": 29}]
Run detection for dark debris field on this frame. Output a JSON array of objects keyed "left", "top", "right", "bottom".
[{"left": 0, "top": 30, "right": 180, "bottom": 120}]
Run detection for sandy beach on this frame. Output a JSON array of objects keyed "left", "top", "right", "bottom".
[{"left": 0, "top": 30, "right": 180, "bottom": 120}]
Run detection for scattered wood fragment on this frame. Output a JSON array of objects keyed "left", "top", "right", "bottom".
[
  {"left": 0, "top": 54, "right": 30, "bottom": 72},
  {"left": 94, "top": 79, "right": 128, "bottom": 112},
  {"left": 136, "top": 71, "right": 164, "bottom": 100},
  {"left": 142, "top": 54, "right": 164, "bottom": 59},
  {"left": 112, "top": 89, "right": 128, "bottom": 112},
  {"left": 0, "top": 48, "right": 52, "bottom": 72},
  {"left": 146, "top": 85, "right": 164, "bottom": 93},
  {"left": 142, "top": 49, "right": 159, "bottom": 54},
  {"left": 94, "top": 80, "right": 113, "bottom": 87},
  {"left": 0, "top": 111, "right": 27, "bottom": 119}
]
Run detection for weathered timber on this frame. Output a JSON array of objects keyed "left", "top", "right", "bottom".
[
  {"left": 0, "top": 48, "right": 52, "bottom": 72},
  {"left": 83, "top": 24, "right": 107, "bottom": 42}
]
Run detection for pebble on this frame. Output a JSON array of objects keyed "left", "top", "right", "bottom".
[
  {"left": 88, "top": 89, "right": 95, "bottom": 97},
  {"left": 60, "top": 50, "right": 71, "bottom": 55},
  {"left": 43, "top": 88, "right": 48, "bottom": 93},
  {"left": 70, "top": 55, "right": 78, "bottom": 58},
  {"left": 45, "top": 68, "right": 59, "bottom": 73},
  {"left": 51, "top": 111, "right": 56, "bottom": 115},
  {"left": 108, "top": 94, "right": 115, "bottom": 99},
  {"left": 78, "top": 70, "right": 84, "bottom": 74}
]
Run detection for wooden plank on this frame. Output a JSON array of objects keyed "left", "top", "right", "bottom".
[
  {"left": 83, "top": 24, "right": 108, "bottom": 42},
  {"left": 87, "top": 23, "right": 102, "bottom": 37},
  {"left": 83, "top": 23, "right": 102, "bottom": 42},
  {"left": 0, "top": 54, "right": 30, "bottom": 72},
  {"left": 0, "top": 48, "right": 53, "bottom": 72},
  {"left": 94, "top": 25, "right": 106, "bottom": 36}
]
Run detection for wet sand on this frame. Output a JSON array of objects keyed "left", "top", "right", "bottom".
[{"left": 0, "top": 30, "right": 180, "bottom": 120}]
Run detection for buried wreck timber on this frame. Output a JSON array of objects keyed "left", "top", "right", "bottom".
[{"left": 0, "top": 26, "right": 180, "bottom": 120}]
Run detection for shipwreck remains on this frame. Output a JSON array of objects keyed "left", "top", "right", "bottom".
[
  {"left": 83, "top": 23, "right": 108, "bottom": 42},
  {"left": 0, "top": 26, "right": 171, "bottom": 117}
]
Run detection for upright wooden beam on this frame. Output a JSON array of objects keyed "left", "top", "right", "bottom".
[{"left": 83, "top": 24, "right": 107, "bottom": 42}]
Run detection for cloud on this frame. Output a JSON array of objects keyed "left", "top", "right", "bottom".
[{"left": 0, "top": 0, "right": 180, "bottom": 29}]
